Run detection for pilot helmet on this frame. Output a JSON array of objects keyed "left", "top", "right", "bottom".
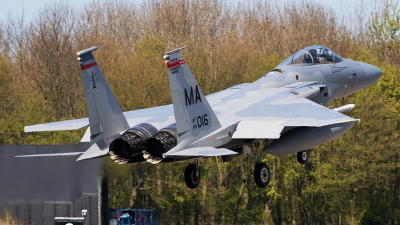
[{"left": 309, "top": 48, "right": 318, "bottom": 57}]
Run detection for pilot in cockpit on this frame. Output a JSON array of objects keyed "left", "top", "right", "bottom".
[
  {"left": 310, "top": 47, "right": 334, "bottom": 64},
  {"left": 304, "top": 53, "right": 312, "bottom": 63},
  {"left": 281, "top": 46, "right": 343, "bottom": 66},
  {"left": 309, "top": 49, "right": 319, "bottom": 63}
]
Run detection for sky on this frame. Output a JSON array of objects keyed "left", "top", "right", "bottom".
[
  {"left": 1, "top": 0, "right": 379, "bottom": 24},
  {"left": 1, "top": 0, "right": 91, "bottom": 22}
]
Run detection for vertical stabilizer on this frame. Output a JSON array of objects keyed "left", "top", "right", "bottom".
[
  {"left": 164, "top": 47, "right": 221, "bottom": 143},
  {"left": 77, "top": 47, "right": 129, "bottom": 144}
]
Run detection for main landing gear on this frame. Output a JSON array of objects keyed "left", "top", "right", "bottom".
[
  {"left": 297, "top": 150, "right": 308, "bottom": 164},
  {"left": 250, "top": 141, "right": 271, "bottom": 188},
  {"left": 185, "top": 158, "right": 200, "bottom": 189},
  {"left": 183, "top": 149, "right": 308, "bottom": 189},
  {"left": 254, "top": 162, "right": 270, "bottom": 187},
  {"left": 253, "top": 150, "right": 309, "bottom": 188}
]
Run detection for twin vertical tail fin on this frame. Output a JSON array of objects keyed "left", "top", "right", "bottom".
[
  {"left": 164, "top": 47, "right": 221, "bottom": 143},
  {"left": 76, "top": 47, "right": 130, "bottom": 161},
  {"left": 17, "top": 47, "right": 130, "bottom": 160}
]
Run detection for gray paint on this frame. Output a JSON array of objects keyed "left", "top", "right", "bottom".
[
  {"left": 78, "top": 47, "right": 130, "bottom": 143},
  {"left": 162, "top": 45, "right": 381, "bottom": 158},
  {"left": 21, "top": 45, "right": 382, "bottom": 188},
  {"left": 165, "top": 49, "right": 221, "bottom": 143},
  {"left": 263, "top": 121, "right": 356, "bottom": 155}
]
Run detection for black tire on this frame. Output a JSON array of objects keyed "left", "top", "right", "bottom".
[
  {"left": 297, "top": 150, "right": 308, "bottom": 164},
  {"left": 184, "top": 164, "right": 200, "bottom": 189},
  {"left": 254, "top": 163, "right": 270, "bottom": 188}
]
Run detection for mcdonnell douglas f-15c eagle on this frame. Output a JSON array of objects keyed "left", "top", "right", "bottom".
[{"left": 22, "top": 45, "right": 382, "bottom": 188}]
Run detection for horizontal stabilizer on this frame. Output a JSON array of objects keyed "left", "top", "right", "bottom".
[
  {"left": 163, "top": 147, "right": 237, "bottom": 158},
  {"left": 15, "top": 152, "right": 83, "bottom": 157},
  {"left": 76, "top": 142, "right": 109, "bottom": 161}
]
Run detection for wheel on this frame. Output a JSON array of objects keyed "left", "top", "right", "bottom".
[
  {"left": 297, "top": 150, "right": 308, "bottom": 164},
  {"left": 254, "top": 163, "right": 270, "bottom": 188},
  {"left": 184, "top": 164, "right": 200, "bottom": 189}
]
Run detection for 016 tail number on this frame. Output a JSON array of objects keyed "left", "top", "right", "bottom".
[{"left": 192, "top": 114, "right": 208, "bottom": 129}]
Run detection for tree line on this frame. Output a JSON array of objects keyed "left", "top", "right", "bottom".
[{"left": 1, "top": 0, "right": 400, "bottom": 224}]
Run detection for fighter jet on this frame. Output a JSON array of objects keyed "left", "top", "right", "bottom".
[{"left": 22, "top": 45, "right": 382, "bottom": 188}]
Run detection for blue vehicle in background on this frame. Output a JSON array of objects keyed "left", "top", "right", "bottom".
[{"left": 109, "top": 208, "right": 157, "bottom": 225}]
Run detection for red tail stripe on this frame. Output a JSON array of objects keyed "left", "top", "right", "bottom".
[
  {"left": 81, "top": 61, "right": 97, "bottom": 71},
  {"left": 167, "top": 59, "right": 185, "bottom": 69}
]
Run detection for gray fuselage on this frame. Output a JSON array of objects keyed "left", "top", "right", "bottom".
[{"left": 256, "top": 58, "right": 381, "bottom": 105}]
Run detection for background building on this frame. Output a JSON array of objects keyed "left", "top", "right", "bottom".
[{"left": 0, "top": 144, "right": 106, "bottom": 225}]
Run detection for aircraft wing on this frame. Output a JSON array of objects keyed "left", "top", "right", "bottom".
[
  {"left": 24, "top": 83, "right": 250, "bottom": 133},
  {"left": 24, "top": 118, "right": 89, "bottom": 132},
  {"left": 225, "top": 83, "right": 358, "bottom": 139}
]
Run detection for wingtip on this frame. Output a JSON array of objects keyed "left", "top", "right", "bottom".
[{"left": 24, "top": 126, "right": 30, "bottom": 133}]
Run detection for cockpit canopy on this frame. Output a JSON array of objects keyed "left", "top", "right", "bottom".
[{"left": 279, "top": 45, "right": 343, "bottom": 66}]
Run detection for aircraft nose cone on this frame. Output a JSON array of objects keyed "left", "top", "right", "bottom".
[{"left": 360, "top": 62, "right": 383, "bottom": 86}]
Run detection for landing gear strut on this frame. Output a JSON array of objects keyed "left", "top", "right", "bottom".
[
  {"left": 249, "top": 141, "right": 271, "bottom": 188},
  {"left": 184, "top": 159, "right": 200, "bottom": 189},
  {"left": 297, "top": 150, "right": 308, "bottom": 164}
]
